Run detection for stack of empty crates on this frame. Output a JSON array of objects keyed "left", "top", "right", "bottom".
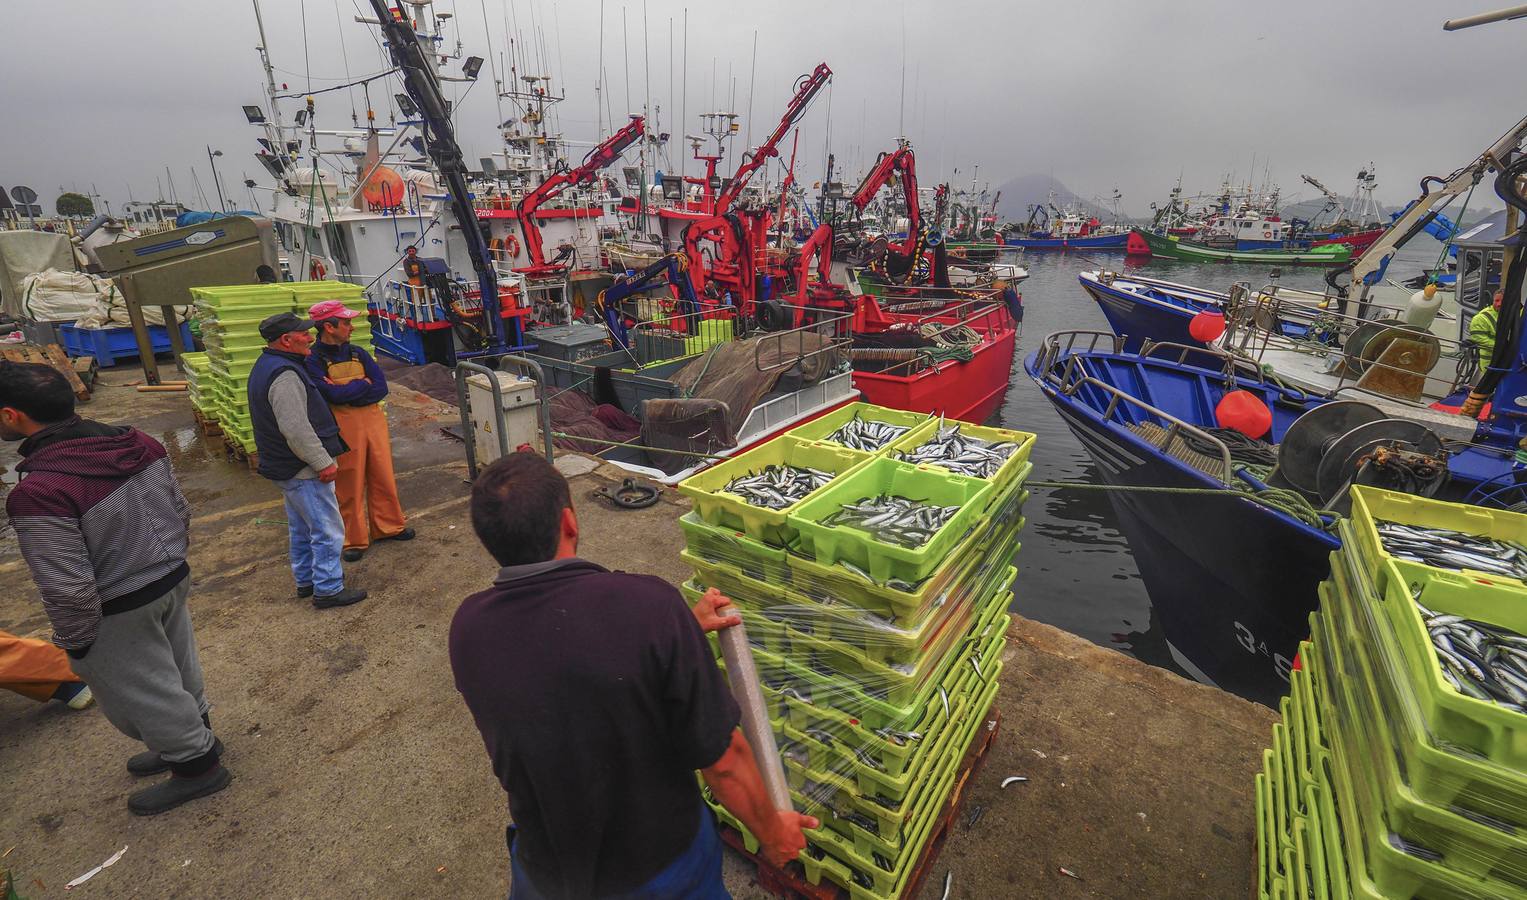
[
  {"left": 676, "top": 402, "right": 1034, "bottom": 899},
  {"left": 188, "top": 281, "right": 373, "bottom": 459},
  {"left": 1257, "top": 485, "right": 1527, "bottom": 900}
]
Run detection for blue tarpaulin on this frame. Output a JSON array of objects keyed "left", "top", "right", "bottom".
[{"left": 174, "top": 210, "right": 259, "bottom": 228}]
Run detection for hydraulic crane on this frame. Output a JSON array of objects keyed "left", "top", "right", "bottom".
[
  {"left": 852, "top": 142, "right": 924, "bottom": 269},
  {"left": 596, "top": 253, "right": 703, "bottom": 351},
  {"left": 681, "top": 63, "right": 832, "bottom": 317},
  {"left": 369, "top": 0, "right": 521, "bottom": 355},
  {"left": 516, "top": 115, "right": 645, "bottom": 276}
]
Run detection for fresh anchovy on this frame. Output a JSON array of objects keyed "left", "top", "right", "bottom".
[
  {"left": 1388, "top": 832, "right": 1444, "bottom": 863},
  {"left": 854, "top": 745, "right": 886, "bottom": 771},
  {"left": 896, "top": 424, "right": 1018, "bottom": 479},
  {"left": 1413, "top": 592, "right": 1527, "bottom": 710},
  {"left": 939, "top": 686, "right": 951, "bottom": 719},
  {"left": 840, "top": 810, "right": 879, "bottom": 831},
  {"left": 723, "top": 464, "right": 835, "bottom": 509},
  {"left": 850, "top": 868, "right": 873, "bottom": 888},
  {"left": 822, "top": 494, "right": 961, "bottom": 549},
  {"left": 873, "top": 851, "right": 894, "bottom": 872},
  {"left": 825, "top": 413, "right": 912, "bottom": 452},
  {"left": 874, "top": 727, "right": 922, "bottom": 745},
  {"left": 806, "top": 728, "right": 835, "bottom": 747},
  {"left": 1376, "top": 521, "right": 1527, "bottom": 580},
  {"left": 1001, "top": 776, "right": 1028, "bottom": 788}
]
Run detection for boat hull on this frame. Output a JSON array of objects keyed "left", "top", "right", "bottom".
[
  {"left": 1131, "top": 228, "right": 1351, "bottom": 266},
  {"left": 1028, "top": 361, "right": 1337, "bottom": 705},
  {"left": 1002, "top": 232, "right": 1130, "bottom": 251},
  {"left": 1079, "top": 276, "right": 1202, "bottom": 351},
  {"left": 854, "top": 326, "right": 1015, "bottom": 423}
]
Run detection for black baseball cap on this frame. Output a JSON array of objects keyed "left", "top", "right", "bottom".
[{"left": 258, "top": 312, "right": 315, "bottom": 342}]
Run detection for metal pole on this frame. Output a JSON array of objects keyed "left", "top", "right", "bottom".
[
  {"left": 207, "top": 147, "right": 228, "bottom": 212},
  {"left": 1444, "top": 4, "right": 1527, "bottom": 30}
]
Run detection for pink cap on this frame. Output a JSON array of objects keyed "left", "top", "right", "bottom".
[{"left": 308, "top": 299, "right": 363, "bottom": 321}]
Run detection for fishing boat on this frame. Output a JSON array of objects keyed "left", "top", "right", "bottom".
[
  {"left": 1002, "top": 192, "right": 1130, "bottom": 250},
  {"left": 1126, "top": 228, "right": 1352, "bottom": 266},
  {"left": 1028, "top": 116, "right": 1527, "bottom": 705}
]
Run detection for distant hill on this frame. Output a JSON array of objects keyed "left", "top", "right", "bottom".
[{"left": 993, "top": 174, "right": 1115, "bottom": 224}]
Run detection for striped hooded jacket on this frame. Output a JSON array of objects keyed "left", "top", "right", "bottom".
[{"left": 6, "top": 418, "right": 190, "bottom": 650}]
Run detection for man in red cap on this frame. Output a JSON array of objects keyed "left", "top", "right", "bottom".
[{"left": 305, "top": 299, "right": 413, "bottom": 562}]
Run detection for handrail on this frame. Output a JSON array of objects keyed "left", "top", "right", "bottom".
[
  {"left": 753, "top": 306, "right": 854, "bottom": 374},
  {"left": 1061, "top": 373, "right": 1237, "bottom": 484},
  {"left": 1035, "top": 330, "right": 1125, "bottom": 374}
]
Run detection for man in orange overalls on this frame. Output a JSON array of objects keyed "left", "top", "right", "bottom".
[
  {"left": 1, "top": 628, "right": 94, "bottom": 708},
  {"left": 304, "top": 300, "right": 414, "bottom": 562}
]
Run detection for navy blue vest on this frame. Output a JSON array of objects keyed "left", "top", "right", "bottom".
[{"left": 248, "top": 348, "right": 346, "bottom": 481}]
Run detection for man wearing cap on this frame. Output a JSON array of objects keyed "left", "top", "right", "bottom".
[
  {"left": 304, "top": 300, "right": 413, "bottom": 562},
  {"left": 248, "top": 313, "right": 366, "bottom": 609}
]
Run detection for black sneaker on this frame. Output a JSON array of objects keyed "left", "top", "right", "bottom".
[
  {"left": 342, "top": 548, "right": 366, "bottom": 562},
  {"left": 128, "top": 765, "right": 232, "bottom": 816},
  {"left": 380, "top": 527, "right": 416, "bottom": 542},
  {"left": 313, "top": 587, "right": 367, "bottom": 609},
  {"left": 296, "top": 584, "right": 314, "bottom": 599},
  {"left": 128, "top": 737, "right": 225, "bottom": 777}
]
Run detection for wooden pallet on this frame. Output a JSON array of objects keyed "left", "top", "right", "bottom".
[
  {"left": 1, "top": 342, "right": 91, "bottom": 400},
  {"left": 720, "top": 706, "right": 1002, "bottom": 900},
  {"left": 192, "top": 408, "right": 223, "bottom": 438},
  {"left": 220, "top": 432, "right": 260, "bottom": 472}
]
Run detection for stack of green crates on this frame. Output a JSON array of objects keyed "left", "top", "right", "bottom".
[
  {"left": 189, "top": 281, "right": 375, "bottom": 456},
  {"left": 677, "top": 403, "right": 1035, "bottom": 899},
  {"left": 181, "top": 351, "right": 213, "bottom": 416},
  {"left": 1256, "top": 485, "right": 1527, "bottom": 900}
]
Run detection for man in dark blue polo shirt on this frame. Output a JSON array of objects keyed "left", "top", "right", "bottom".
[{"left": 449, "top": 453, "right": 816, "bottom": 899}]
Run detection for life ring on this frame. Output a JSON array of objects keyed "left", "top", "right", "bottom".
[
  {"left": 1263, "top": 231, "right": 1272, "bottom": 239},
  {"left": 488, "top": 234, "right": 520, "bottom": 258},
  {"left": 309, "top": 258, "right": 327, "bottom": 281}
]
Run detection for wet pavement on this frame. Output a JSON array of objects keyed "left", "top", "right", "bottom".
[{"left": 1, "top": 369, "right": 1273, "bottom": 898}]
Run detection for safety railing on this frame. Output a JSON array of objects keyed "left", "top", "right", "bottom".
[
  {"left": 1031, "top": 329, "right": 1124, "bottom": 378},
  {"left": 1039, "top": 350, "right": 1236, "bottom": 484},
  {"left": 752, "top": 305, "right": 855, "bottom": 374},
  {"left": 1219, "top": 287, "right": 1478, "bottom": 405}
]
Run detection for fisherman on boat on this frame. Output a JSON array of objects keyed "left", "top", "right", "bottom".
[{"left": 1471, "top": 289, "right": 1503, "bottom": 361}]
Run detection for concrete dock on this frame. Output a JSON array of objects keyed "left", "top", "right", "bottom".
[{"left": 1, "top": 371, "right": 1275, "bottom": 898}]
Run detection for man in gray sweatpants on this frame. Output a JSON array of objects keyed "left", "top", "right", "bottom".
[{"left": 2, "top": 361, "right": 230, "bottom": 816}]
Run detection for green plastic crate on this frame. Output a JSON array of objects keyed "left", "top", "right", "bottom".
[
  {"left": 785, "top": 402, "right": 938, "bottom": 460},
  {"left": 1271, "top": 724, "right": 1290, "bottom": 858},
  {"left": 787, "top": 479, "right": 1027, "bottom": 625},
  {"left": 788, "top": 458, "right": 994, "bottom": 584},
  {"left": 1314, "top": 596, "right": 1526, "bottom": 899},
  {"left": 1375, "top": 556, "right": 1527, "bottom": 768},
  {"left": 1258, "top": 772, "right": 1275, "bottom": 900},
  {"left": 679, "top": 435, "right": 867, "bottom": 545},
  {"left": 887, "top": 420, "right": 1036, "bottom": 492},
  {"left": 1326, "top": 548, "right": 1527, "bottom": 827},
  {"left": 1319, "top": 575, "right": 1527, "bottom": 888},
  {"left": 1348, "top": 485, "right": 1527, "bottom": 593},
  {"left": 680, "top": 511, "right": 793, "bottom": 584}
]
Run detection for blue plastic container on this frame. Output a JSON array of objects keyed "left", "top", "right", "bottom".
[{"left": 59, "top": 323, "right": 194, "bottom": 367}]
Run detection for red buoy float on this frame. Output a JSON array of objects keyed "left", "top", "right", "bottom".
[
  {"left": 1216, "top": 390, "right": 1272, "bottom": 439},
  {"left": 1126, "top": 231, "right": 1152, "bottom": 255},
  {"left": 1189, "top": 310, "right": 1227, "bottom": 343}
]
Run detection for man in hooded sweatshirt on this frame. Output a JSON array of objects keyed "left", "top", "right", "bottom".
[{"left": 1, "top": 361, "right": 229, "bottom": 815}]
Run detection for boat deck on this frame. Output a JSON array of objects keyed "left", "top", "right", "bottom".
[
  {"left": 1128, "top": 421, "right": 1234, "bottom": 478},
  {"left": 1, "top": 369, "right": 1275, "bottom": 899}
]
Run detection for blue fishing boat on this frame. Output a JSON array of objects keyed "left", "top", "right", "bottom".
[
  {"left": 1027, "top": 121, "right": 1527, "bottom": 704},
  {"left": 1077, "top": 271, "right": 1313, "bottom": 351}
]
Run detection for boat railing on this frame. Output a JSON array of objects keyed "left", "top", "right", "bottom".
[
  {"left": 1034, "top": 330, "right": 1125, "bottom": 376},
  {"left": 753, "top": 306, "right": 855, "bottom": 374},
  {"left": 1221, "top": 290, "right": 1478, "bottom": 405},
  {"left": 1138, "top": 339, "right": 1271, "bottom": 386},
  {"left": 859, "top": 296, "right": 1013, "bottom": 378},
  {"left": 1060, "top": 373, "right": 1237, "bottom": 484}
]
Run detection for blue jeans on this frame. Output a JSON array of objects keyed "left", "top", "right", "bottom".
[
  {"left": 508, "top": 804, "right": 729, "bottom": 900},
  {"left": 277, "top": 477, "right": 346, "bottom": 596}
]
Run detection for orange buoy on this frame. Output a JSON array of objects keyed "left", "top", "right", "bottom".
[{"left": 1216, "top": 390, "right": 1272, "bottom": 439}]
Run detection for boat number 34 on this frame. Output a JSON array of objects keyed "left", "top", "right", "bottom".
[{"left": 1234, "top": 621, "right": 1294, "bottom": 683}]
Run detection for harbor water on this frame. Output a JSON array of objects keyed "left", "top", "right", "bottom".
[{"left": 994, "top": 244, "right": 1445, "bottom": 693}]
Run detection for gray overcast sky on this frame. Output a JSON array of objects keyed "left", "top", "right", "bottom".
[{"left": 4, "top": 1, "right": 1522, "bottom": 217}]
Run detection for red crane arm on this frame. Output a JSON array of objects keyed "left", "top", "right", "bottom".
[
  {"left": 851, "top": 145, "right": 920, "bottom": 239},
  {"left": 517, "top": 114, "right": 645, "bottom": 270},
  {"left": 713, "top": 63, "right": 832, "bottom": 214}
]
